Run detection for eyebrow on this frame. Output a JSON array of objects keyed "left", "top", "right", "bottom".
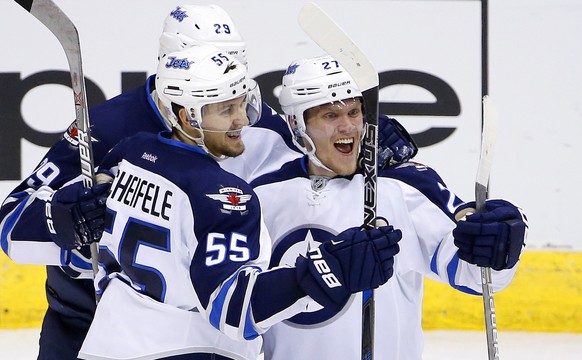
[
  {"left": 320, "top": 100, "right": 360, "bottom": 110},
  {"left": 214, "top": 96, "right": 246, "bottom": 110}
]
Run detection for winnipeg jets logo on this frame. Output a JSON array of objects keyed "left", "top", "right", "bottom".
[
  {"left": 165, "top": 56, "right": 195, "bottom": 70},
  {"left": 170, "top": 7, "right": 189, "bottom": 22},
  {"left": 285, "top": 63, "right": 299, "bottom": 75},
  {"left": 206, "top": 187, "right": 252, "bottom": 214},
  {"left": 270, "top": 227, "right": 352, "bottom": 326}
]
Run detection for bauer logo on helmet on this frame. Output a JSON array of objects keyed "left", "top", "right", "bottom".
[
  {"left": 230, "top": 75, "right": 246, "bottom": 88},
  {"left": 328, "top": 80, "right": 352, "bottom": 89}
]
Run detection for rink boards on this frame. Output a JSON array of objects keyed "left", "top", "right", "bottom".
[{"left": 1, "top": 250, "right": 581, "bottom": 332}]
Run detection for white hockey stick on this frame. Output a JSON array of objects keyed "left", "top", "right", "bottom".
[
  {"left": 476, "top": 95, "right": 500, "bottom": 360},
  {"left": 15, "top": 0, "right": 100, "bottom": 283},
  {"left": 298, "top": 4, "right": 379, "bottom": 359}
]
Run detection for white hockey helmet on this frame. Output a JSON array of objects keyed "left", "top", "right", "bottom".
[
  {"left": 278, "top": 55, "right": 362, "bottom": 168},
  {"left": 158, "top": 4, "right": 247, "bottom": 65},
  {"left": 156, "top": 44, "right": 250, "bottom": 138}
]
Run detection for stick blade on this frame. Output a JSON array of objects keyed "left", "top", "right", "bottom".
[
  {"left": 298, "top": 2, "right": 378, "bottom": 92},
  {"left": 14, "top": 0, "right": 80, "bottom": 61}
]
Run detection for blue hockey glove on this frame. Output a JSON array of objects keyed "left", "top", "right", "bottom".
[
  {"left": 378, "top": 116, "right": 418, "bottom": 168},
  {"left": 48, "top": 181, "right": 111, "bottom": 249},
  {"left": 295, "top": 218, "right": 401, "bottom": 311},
  {"left": 453, "top": 199, "right": 527, "bottom": 271}
]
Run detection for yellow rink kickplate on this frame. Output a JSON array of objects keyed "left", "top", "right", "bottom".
[{"left": 1, "top": 250, "right": 581, "bottom": 332}]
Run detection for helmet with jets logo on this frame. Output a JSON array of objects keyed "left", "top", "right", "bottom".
[
  {"left": 159, "top": 4, "right": 247, "bottom": 65},
  {"left": 278, "top": 55, "right": 362, "bottom": 168},
  {"left": 156, "top": 44, "right": 249, "bottom": 132}
]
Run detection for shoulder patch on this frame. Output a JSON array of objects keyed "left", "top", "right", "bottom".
[
  {"left": 63, "top": 121, "right": 79, "bottom": 145},
  {"left": 206, "top": 186, "right": 252, "bottom": 215},
  {"left": 63, "top": 121, "right": 99, "bottom": 146}
]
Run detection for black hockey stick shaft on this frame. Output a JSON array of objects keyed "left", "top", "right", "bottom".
[
  {"left": 360, "top": 86, "right": 379, "bottom": 360},
  {"left": 14, "top": 0, "right": 100, "bottom": 283},
  {"left": 298, "top": 4, "right": 379, "bottom": 359},
  {"left": 361, "top": 89, "right": 379, "bottom": 228},
  {"left": 477, "top": 95, "right": 500, "bottom": 360}
]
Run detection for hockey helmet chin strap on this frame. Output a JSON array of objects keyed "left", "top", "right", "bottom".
[
  {"left": 153, "top": 90, "right": 174, "bottom": 131},
  {"left": 303, "top": 127, "right": 362, "bottom": 176},
  {"left": 176, "top": 120, "right": 231, "bottom": 162}
]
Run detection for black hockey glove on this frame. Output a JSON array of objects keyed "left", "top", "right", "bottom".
[
  {"left": 295, "top": 218, "right": 401, "bottom": 311},
  {"left": 48, "top": 181, "right": 111, "bottom": 249},
  {"left": 377, "top": 116, "right": 418, "bottom": 168},
  {"left": 453, "top": 199, "right": 527, "bottom": 271}
]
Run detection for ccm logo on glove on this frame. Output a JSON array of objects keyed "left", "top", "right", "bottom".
[
  {"left": 307, "top": 247, "right": 342, "bottom": 288},
  {"left": 295, "top": 217, "right": 401, "bottom": 311}
]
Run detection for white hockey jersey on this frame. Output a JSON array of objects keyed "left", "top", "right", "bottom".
[{"left": 251, "top": 157, "right": 520, "bottom": 360}]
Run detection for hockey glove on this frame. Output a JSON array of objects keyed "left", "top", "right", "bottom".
[
  {"left": 378, "top": 117, "right": 418, "bottom": 168},
  {"left": 48, "top": 181, "right": 111, "bottom": 249},
  {"left": 453, "top": 199, "right": 527, "bottom": 271},
  {"left": 295, "top": 218, "right": 401, "bottom": 311}
]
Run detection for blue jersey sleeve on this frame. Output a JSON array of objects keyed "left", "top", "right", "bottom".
[
  {"left": 0, "top": 77, "right": 166, "bottom": 271},
  {"left": 178, "top": 161, "right": 307, "bottom": 340}
]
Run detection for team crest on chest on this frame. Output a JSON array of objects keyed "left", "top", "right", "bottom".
[
  {"left": 206, "top": 187, "right": 252, "bottom": 215},
  {"left": 270, "top": 226, "right": 352, "bottom": 326}
]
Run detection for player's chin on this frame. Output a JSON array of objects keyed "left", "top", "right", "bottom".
[
  {"left": 337, "top": 165, "right": 358, "bottom": 176},
  {"left": 223, "top": 143, "right": 245, "bottom": 158},
  {"left": 332, "top": 157, "right": 358, "bottom": 176}
]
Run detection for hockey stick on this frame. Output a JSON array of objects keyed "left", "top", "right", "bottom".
[
  {"left": 476, "top": 95, "right": 500, "bottom": 360},
  {"left": 298, "top": 4, "right": 379, "bottom": 359},
  {"left": 14, "top": 0, "right": 100, "bottom": 282}
]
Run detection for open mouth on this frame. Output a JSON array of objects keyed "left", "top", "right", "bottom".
[
  {"left": 334, "top": 137, "right": 354, "bottom": 154},
  {"left": 226, "top": 129, "right": 242, "bottom": 139}
]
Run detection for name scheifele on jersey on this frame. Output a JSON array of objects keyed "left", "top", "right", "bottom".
[{"left": 109, "top": 170, "right": 173, "bottom": 220}]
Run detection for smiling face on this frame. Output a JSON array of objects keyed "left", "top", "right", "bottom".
[
  {"left": 303, "top": 97, "right": 364, "bottom": 177},
  {"left": 201, "top": 94, "right": 249, "bottom": 158},
  {"left": 176, "top": 94, "right": 249, "bottom": 158}
]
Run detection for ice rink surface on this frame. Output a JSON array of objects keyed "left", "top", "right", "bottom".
[{"left": 1, "top": 329, "right": 581, "bottom": 359}]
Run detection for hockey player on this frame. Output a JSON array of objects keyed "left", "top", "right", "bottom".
[
  {"left": 77, "top": 44, "right": 401, "bottom": 360},
  {"left": 0, "top": 5, "right": 415, "bottom": 360},
  {"left": 251, "top": 55, "right": 528, "bottom": 360},
  {"left": 0, "top": 6, "right": 257, "bottom": 360}
]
